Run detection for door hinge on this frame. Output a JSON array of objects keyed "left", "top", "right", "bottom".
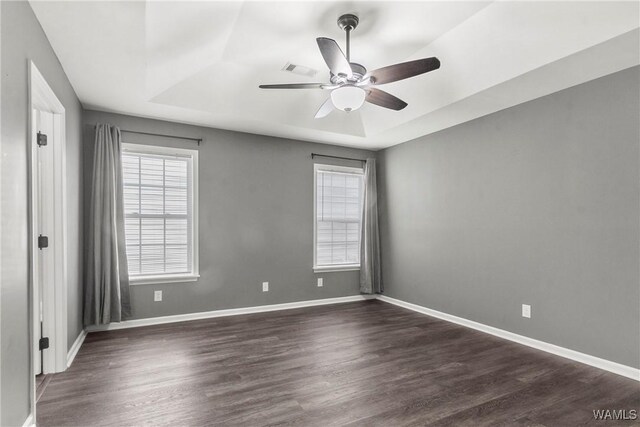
[
  {"left": 37, "top": 131, "right": 48, "bottom": 147},
  {"left": 39, "top": 337, "right": 49, "bottom": 351},
  {"left": 38, "top": 234, "right": 49, "bottom": 249}
]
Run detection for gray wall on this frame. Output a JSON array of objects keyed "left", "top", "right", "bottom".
[
  {"left": 0, "top": 1, "right": 84, "bottom": 426},
  {"left": 377, "top": 67, "right": 640, "bottom": 368},
  {"left": 83, "top": 110, "right": 374, "bottom": 321}
]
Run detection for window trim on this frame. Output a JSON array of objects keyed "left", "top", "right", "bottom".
[
  {"left": 313, "top": 163, "right": 364, "bottom": 273},
  {"left": 128, "top": 273, "right": 200, "bottom": 285},
  {"left": 122, "top": 143, "right": 199, "bottom": 285}
]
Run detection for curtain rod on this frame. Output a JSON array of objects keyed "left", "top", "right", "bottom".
[
  {"left": 120, "top": 129, "right": 203, "bottom": 145},
  {"left": 311, "top": 153, "right": 366, "bottom": 163}
]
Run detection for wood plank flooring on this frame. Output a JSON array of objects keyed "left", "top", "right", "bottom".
[
  {"left": 37, "top": 300, "right": 639, "bottom": 426},
  {"left": 36, "top": 374, "right": 53, "bottom": 403}
]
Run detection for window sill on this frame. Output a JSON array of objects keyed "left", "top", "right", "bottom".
[
  {"left": 129, "top": 274, "right": 200, "bottom": 285},
  {"left": 313, "top": 265, "right": 360, "bottom": 273}
]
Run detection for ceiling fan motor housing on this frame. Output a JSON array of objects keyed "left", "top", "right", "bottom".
[{"left": 330, "top": 63, "right": 367, "bottom": 85}]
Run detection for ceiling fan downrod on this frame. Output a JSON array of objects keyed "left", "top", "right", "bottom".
[{"left": 337, "top": 14, "right": 359, "bottom": 62}]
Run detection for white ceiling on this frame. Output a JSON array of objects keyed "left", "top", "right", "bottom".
[{"left": 30, "top": 1, "right": 639, "bottom": 150}]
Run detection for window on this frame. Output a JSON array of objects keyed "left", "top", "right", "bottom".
[
  {"left": 122, "top": 143, "right": 199, "bottom": 284},
  {"left": 314, "top": 164, "right": 364, "bottom": 272}
]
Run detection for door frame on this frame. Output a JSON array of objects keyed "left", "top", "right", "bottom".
[{"left": 28, "top": 60, "right": 68, "bottom": 397}]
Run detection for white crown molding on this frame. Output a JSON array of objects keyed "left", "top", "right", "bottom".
[
  {"left": 67, "top": 330, "right": 87, "bottom": 368},
  {"left": 87, "top": 295, "right": 375, "bottom": 332},
  {"left": 377, "top": 295, "right": 640, "bottom": 382}
]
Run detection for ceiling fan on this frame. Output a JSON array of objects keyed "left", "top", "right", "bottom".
[{"left": 259, "top": 14, "right": 441, "bottom": 118}]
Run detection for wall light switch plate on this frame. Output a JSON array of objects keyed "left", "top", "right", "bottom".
[
  {"left": 522, "top": 304, "right": 531, "bottom": 318},
  {"left": 262, "top": 282, "right": 269, "bottom": 292},
  {"left": 317, "top": 277, "right": 323, "bottom": 287},
  {"left": 154, "top": 290, "right": 163, "bottom": 302}
]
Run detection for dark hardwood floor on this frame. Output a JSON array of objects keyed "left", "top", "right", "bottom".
[
  {"left": 36, "top": 374, "right": 53, "bottom": 403},
  {"left": 38, "top": 300, "right": 639, "bottom": 426}
]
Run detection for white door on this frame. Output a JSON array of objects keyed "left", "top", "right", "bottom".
[{"left": 32, "top": 109, "right": 56, "bottom": 376}]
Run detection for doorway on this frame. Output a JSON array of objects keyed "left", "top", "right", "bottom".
[
  {"left": 32, "top": 109, "right": 56, "bottom": 377},
  {"left": 29, "top": 61, "right": 68, "bottom": 413}
]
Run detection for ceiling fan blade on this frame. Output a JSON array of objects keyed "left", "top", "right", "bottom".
[
  {"left": 316, "top": 37, "right": 353, "bottom": 78},
  {"left": 259, "top": 83, "right": 326, "bottom": 89},
  {"left": 369, "top": 57, "right": 440, "bottom": 85},
  {"left": 365, "top": 88, "right": 408, "bottom": 111},
  {"left": 314, "top": 98, "right": 334, "bottom": 119}
]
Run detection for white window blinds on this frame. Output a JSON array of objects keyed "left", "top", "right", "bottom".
[
  {"left": 314, "top": 165, "right": 364, "bottom": 269},
  {"left": 122, "top": 145, "right": 196, "bottom": 279}
]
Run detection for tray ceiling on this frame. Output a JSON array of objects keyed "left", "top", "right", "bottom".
[{"left": 30, "top": 1, "right": 639, "bottom": 149}]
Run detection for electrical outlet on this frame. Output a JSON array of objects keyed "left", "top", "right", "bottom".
[
  {"left": 317, "top": 277, "right": 323, "bottom": 287},
  {"left": 154, "top": 290, "right": 163, "bottom": 302},
  {"left": 262, "top": 282, "right": 269, "bottom": 292},
  {"left": 522, "top": 304, "right": 531, "bottom": 318}
]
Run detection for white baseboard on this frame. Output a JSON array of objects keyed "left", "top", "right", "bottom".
[
  {"left": 82, "top": 293, "right": 637, "bottom": 381},
  {"left": 87, "top": 295, "right": 375, "bottom": 332},
  {"left": 67, "top": 330, "right": 87, "bottom": 368},
  {"left": 22, "top": 413, "right": 34, "bottom": 427},
  {"left": 377, "top": 295, "right": 640, "bottom": 382}
]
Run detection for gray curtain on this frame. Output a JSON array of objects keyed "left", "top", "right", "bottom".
[
  {"left": 84, "top": 124, "right": 131, "bottom": 326},
  {"left": 360, "top": 158, "right": 382, "bottom": 294}
]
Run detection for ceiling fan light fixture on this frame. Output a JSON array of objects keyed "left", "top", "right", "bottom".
[{"left": 330, "top": 85, "right": 366, "bottom": 112}]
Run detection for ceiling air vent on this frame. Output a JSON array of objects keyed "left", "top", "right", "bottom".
[{"left": 281, "top": 62, "right": 317, "bottom": 78}]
